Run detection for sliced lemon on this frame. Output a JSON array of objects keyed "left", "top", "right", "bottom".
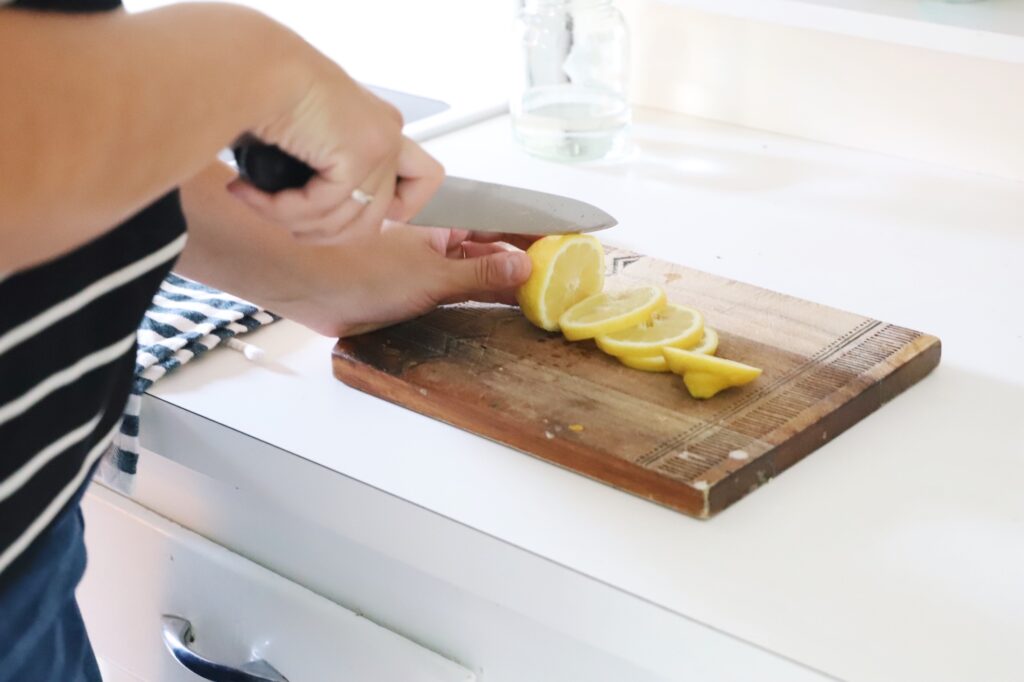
[
  {"left": 516, "top": 234, "right": 605, "bottom": 332},
  {"left": 691, "top": 327, "right": 720, "bottom": 355},
  {"left": 595, "top": 304, "right": 704, "bottom": 358},
  {"left": 616, "top": 327, "right": 717, "bottom": 373},
  {"left": 618, "top": 354, "right": 671, "bottom": 373},
  {"left": 559, "top": 285, "right": 667, "bottom": 341},
  {"left": 662, "top": 347, "right": 762, "bottom": 399}
]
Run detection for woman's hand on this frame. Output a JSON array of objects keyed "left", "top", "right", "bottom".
[
  {"left": 179, "top": 161, "right": 534, "bottom": 337},
  {"left": 269, "top": 222, "right": 535, "bottom": 337},
  {"left": 225, "top": 52, "right": 444, "bottom": 244}
]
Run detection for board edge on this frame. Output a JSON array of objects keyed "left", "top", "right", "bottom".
[{"left": 705, "top": 333, "right": 943, "bottom": 517}]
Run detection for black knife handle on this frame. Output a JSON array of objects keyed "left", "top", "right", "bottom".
[{"left": 232, "top": 135, "right": 316, "bottom": 193}]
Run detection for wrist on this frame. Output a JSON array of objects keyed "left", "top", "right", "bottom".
[
  {"left": 210, "top": 6, "right": 362, "bottom": 147},
  {"left": 209, "top": 5, "right": 317, "bottom": 135},
  {"left": 242, "top": 10, "right": 318, "bottom": 133},
  {"left": 109, "top": 3, "right": 318, "bottom": 150},
  {"left": 245, "top": 23, "right": 361, "bottom": 153},
  {"left": 143, "top": 4, "right": 317, "bottom": 141}
]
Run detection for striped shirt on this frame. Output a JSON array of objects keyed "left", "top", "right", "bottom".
[
  {"left": 0, "top": 197, "right": 186, "bottom": 579},
  {"left": 0, "top": 0, "right": 188, "bottom": 577}
]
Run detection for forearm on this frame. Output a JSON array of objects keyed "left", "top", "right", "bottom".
[{"left": 0, "top": 3, "right": 312, "bottom": 270}]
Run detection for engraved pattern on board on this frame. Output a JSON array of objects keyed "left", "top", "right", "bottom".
[{"left": 648, "top": 323, "right": 923, "bottom": 485}]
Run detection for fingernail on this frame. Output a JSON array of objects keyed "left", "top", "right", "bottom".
[{"left": 504, "top": 253, "right": 530, "bottom": 281}]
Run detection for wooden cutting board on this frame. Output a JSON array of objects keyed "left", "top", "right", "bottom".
[{"left": 332, "top": 248, "right": 941, "bottom": 518}]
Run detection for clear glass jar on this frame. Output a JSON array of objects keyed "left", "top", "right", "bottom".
[{"left": 511, "top": 0, "right": 630, "bottom": 162}]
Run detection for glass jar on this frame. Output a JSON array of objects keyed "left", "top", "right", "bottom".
[{"left": 511, "top": 0, "right": 630, "bottom": 162}]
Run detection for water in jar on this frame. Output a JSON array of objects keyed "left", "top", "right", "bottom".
[{"left": 512, "top": 0, "right": 630, "bottom": 162}]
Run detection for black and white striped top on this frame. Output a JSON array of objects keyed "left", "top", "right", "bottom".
[{"left": 0, "top": 176, "right": 187, "bottom": 581}]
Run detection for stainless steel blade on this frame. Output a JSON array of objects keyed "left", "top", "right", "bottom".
[{"left": 409, "top": 176, "right": 617, "bottom": 235}]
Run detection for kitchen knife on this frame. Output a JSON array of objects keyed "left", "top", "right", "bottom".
[{"left": 232, "top": 138, "right": 616, "bottom": 235}]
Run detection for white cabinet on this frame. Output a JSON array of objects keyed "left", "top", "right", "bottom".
[
  {"left": 77, "top": 485, "right": 474, "bottom": 682},
  {"left": 111, "top": 395, "right": 832, "bottom": 682}
]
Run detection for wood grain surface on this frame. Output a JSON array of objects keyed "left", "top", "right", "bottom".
[{"left": 332, "top": 248, "right": 941, "bottom": 518}]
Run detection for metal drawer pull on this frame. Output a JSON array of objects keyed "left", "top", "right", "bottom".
[{"left": 161, "top": 615, "right": 288, "bottom": 682}]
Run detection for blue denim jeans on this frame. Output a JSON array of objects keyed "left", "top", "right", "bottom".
[{"left": 0, "top": 489, "right": 102, "bottom": 682}]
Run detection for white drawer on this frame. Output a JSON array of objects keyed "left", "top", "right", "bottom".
[
  {"left": 77, "top": 485, "right": 474, "bottom": 682},
  {"left": 127, "top": 397, "right": 833, "bottom": 681}
]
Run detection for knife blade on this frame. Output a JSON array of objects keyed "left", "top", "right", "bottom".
[
  {"left": 409, "top": 176, "right": 615, "bottom": 235},
  {"left": 233, "top": 138, "right": 617, "bottom": 235}
]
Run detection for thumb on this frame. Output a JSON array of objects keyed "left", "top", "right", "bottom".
[{"left": 445, "top": 250, "right": 532, "bottom": 299}]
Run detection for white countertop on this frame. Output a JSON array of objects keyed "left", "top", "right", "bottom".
[{"left": 147, "top": 109, "right": 1024, "bottom": 681}]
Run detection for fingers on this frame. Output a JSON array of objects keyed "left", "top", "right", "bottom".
[
  {"left": 459, "top": 231, "right": 542, "bottom": 251},
  {"left": 437, "top": 241, "right": 529, "bottom": 306},
  {"left": 388, "top": 138, "right": 445, "bottom": 222},
  {"left": 440, "top": 249, "right": 532, "bottom": 303},
  {"left": 347, "top": 170, "right": 397, "bottom": 240},
  {"left": 392, "top": 224, "right": 533, "bottom": 298},
  {"left": 439, "top": 286, "right": 521, "bottom": 307},
  {"left": 314, "top": 224, "right": 531, "bottom": 339},
  {"left": 233, "top": 128, "right": 398, "bottom": 229},
  {"left": 229, "top": 137, "right": 443, "bottom": 244},
  {"left": 295, "top": 167, "right": 397, "bottom": 244},
  {"left": 237, "top": 69, "right": 406, "bottom": 241},
  {"left": 453, "top": 241, "right": 512, "bottom": 260},
  {"left": 231, "top": 156, "right": 397, "bottom": 244},
  {"left": 227, "top": 175, "right": 344, "bottom": 224},
  {"left": 438, "top": 230, "right": 539, "bottom": 256}
]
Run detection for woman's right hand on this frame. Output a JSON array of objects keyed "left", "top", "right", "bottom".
[
  {"left": 0, "top": 2, "right": 444, "bottom": 270},
  {"left": 225, "top": 48, "right": 444, "bottom": 244}
]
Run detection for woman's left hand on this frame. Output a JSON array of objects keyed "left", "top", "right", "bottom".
[{"left": 262, "top": 221, "right": 534, "bottom": 338}]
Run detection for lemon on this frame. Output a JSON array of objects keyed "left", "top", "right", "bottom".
[
  {"left": 595, "top": 304, "right": 704, "bottom": 358},
  {"left": 691, "top": 327, "right": 719, "bottom": 355},
  {"left": 662, "top": 347, "right": 762, "bottom": 399},
  {"left": 616, "top": 327, "right": 718, "bottom": 372},
  {"left": 559, "top": 285, "right": 667, "bottom": 341},
  {"left": 516, "top": 234, "right": 605, "bottom": 332},
  {"left": 618, "top": 354, "right": 671, "bottom": 372}
]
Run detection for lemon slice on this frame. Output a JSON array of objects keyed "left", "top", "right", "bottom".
[
  {"left": 595, "top": 304, "right": 704, "bottom": 357},
  {"left": 559, "top": 286, "right": 667, "bottom": 341},
  {"left": 662, "top": 347, "right": 762, "bottom": 399},
  {"left": 516, "top": 234, "right": 605, "bottom": 332},
  {"left": 691, "top": 327, "right": 719, "bottom": 355},
  {"left": 618, "top": 354, "right": 671, "bottom": 372},
  {"left": 616, "top": 327, "right": 718, "bottom": 372}
]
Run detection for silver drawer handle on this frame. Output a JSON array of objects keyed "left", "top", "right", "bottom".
[{"left": 161, "top": 615, "right": 288, "bottom": 682}]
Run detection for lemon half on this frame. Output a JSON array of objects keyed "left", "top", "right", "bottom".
[
  {"left": 662, "top": 347, "right": 762, "bottom": 399},
  {"left": 516, "top": 235, "right": 605, "bottom": 332},
  {"left": 595, "top": 304, "right": 704, "bottom": 358},
  {"left": 560, "top": 285, "right": 667, "bottom": 341}
]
